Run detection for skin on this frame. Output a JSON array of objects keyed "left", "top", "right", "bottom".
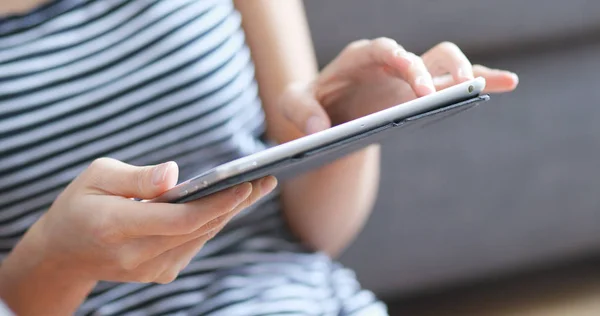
[
  {"left": 234, "top": 0, "right": 518, "bottom": 257},
  {"left": 0, "top": 0, "right": 47, "bottom": 15},
  {"left": 0, "top": 158, "right": 277, "bottom": 315},
  {"left": 0, "top": 0, "right": 519, "bottom": 314}
]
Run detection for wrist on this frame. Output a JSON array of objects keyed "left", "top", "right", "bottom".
[{"left": 0, "top": 219, "right": 96, "bottom": 315}]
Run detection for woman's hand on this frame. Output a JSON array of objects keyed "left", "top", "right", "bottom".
[
  {"left": 279, "top": 38, "right": 519, "bottom": 134},
  {"left": 0, "top": 158, "right": 276, "bottom": 315},
  {"left": 34, "top": 158, "right": 275, "bottom": 283}
]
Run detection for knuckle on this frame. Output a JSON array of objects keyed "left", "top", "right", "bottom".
[
  {"left": 166, "top": 205, "right": 200, "bottom": 234},
  {"left": 90, "top": 214, "right": 122, "bottom": 245},
  {"left": 173, "top": 212, "right": 200, "bottom": 234},
  {"left": 405, "top": 52, "right": 419, "bottom": 60},
  {"left": 205, "top": 215, "right": 226, "bottom": 232},
  {"left": 240, "top": 195, "right": 255, "bottom": 209},
  {"left": 173, "top": 219, "right": 196, "bottom": 235},
  {"left": 155, "top": 270, "right": 179, "bottom": 285},
  {"left": 233, "top": 194, "right": 251, "bottom": 211},
  {"left": 235, "top": 196, "right": 255, "bottom": 213},
  {"left": 345, "top": 39, "right": 370, "bottom": 52},
  {"left": 206, "top": 229, "right": 217, "bottom": 239},
  {"left": 136, "top": 167, "right": 151, "bottom": 196},
  {"left": 117, "top": 253, "right": 142, "bottom": 271},
  {"left": 438, "top": 41, "right": 460, "bottom": 52},
  {"left": 406, "top": 53, "right": 424, "bottom": 66},
  {"left": 91, "top": 225, "right": 119, "bottom": 246},
  {"left": 372, "top": 37, "right": 397, "bottom": 48},
  {"left": 114, "top": 245, "right": 148, "bottom": 272},
  {"left": 179, "top": 260, "right": 191, "bottom": 273},
  {"left": 87, "top": 158, "right": 114, "bottom": 177},
  {"left": 90, "top": 157, "right": 112, "bottom": 170},
  {"left": 136, "top": 270, "right": 158, "bottom": 284},
  {"left": 84, "top": 158, "right": 111, "bottom": 184}
]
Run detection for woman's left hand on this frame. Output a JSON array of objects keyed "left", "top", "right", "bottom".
[{"left": 279, "top": 38, "right": 519, "bottom": 135}]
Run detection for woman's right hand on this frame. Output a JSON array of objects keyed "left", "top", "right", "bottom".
[{"left": 10, "top": 157, "right": 276, "bottom": 285}]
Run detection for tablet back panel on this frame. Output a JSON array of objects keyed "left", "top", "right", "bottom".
[{"left": 170, "top": 95, "right": 490, "bottom": 203}]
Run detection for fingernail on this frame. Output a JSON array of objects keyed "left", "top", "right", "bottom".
[
  {"left": 305, "top": 116, "right": 328, "bottom": 135},
  {"left": 233, "top": 182, "right": 252, "bottom": 203},
  {"left": 152, "top": 162, "right": 174, "bottom": 186},
  {"left": 458, "top": 68, "right": 474, "bottom": 80},
  {"left": 416, "top": 76, "right": 435, "bottom": 94},
  {"left": 510, "top": 73, "right": 519, "bottom": 85}
]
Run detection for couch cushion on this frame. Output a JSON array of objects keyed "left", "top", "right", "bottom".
[{"left": 304, "top": 0, "right": 600, "bottom": 64}]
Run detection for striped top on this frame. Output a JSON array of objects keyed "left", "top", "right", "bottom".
[{"left": 0, "top": 0, "right": 386, "bottom": 315}]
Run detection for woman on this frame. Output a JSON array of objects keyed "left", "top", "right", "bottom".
[{"left": 0, "top": 0, "right": 518, "bottom": 315}]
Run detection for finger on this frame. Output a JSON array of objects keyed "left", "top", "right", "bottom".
[
  {"left": 113, "top": 182, "right": 254, "bottom": 236},
  {"left": 400, "top": 52, "right": 436, "bottom": 97},
  {"left": 280, "top": 82, "right": 331, "bottom": 135},
  {"left": 231, "top": 176, "right": 277, "bottom": 212},
  {"left": 143, "top": 177, "right": 278, "bottom": 284},
  {"left": 81, "top": 157, "right": 179, "bottom": 199},
  {"left": 432, "top": 65, "right": 519, "bottom": 93},
  {"left": 129, "top": 176, "right": 278, "bottom": 260},
  {"left": 422, "top": 42, "right": 473, "bottom": 83},
  {"left": 367, "top": 38, "right": 436, "bottom": 96},
  {"left": 123, "top": 208, "right": 237, "bottom": 264},
  {"left": 321, "top": 38, "right": 436, "bottom": 97},
  {"left": 366, "top": 38, "right": 414, "bottom": 73},
  {"left": 323, "top": 38, "right": 410, "bottom": 76},
  {"left": 163, "top": 200, "right": 242, "bottom": 279},
  {"left": 121, "top": 234, "right": 211, "bottom": 284},
  {"left": 472, "top": 65, "right": 519, "bottom": 92},
  {"left": 114, "top": 175, "right": 278, "bottom": 237},
  {"left": 153, "top": 235, "right": 210, "bottom": 284}
]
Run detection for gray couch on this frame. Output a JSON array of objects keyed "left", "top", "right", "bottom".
[{"left": 304, "top": 1, "right": 600, "bottom": 299}]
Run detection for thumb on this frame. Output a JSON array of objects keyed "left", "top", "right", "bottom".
[
  {"left": 280, "top": 83, "right": 331, "bottom": 135},
  {"left": 82, "top": 158, "right": 179, "bottom": 199}
]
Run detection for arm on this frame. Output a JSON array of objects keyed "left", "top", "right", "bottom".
[
  {"left": 234, "top": 0, "right": 380, "bottom": 257},
  {"left": 235, "top": 0, "right": 519, "bottom": 257},
  {"left": 0, "top": 160, "right": 276, "bottom": 315},
  {"left": 0, "top": 224, "right": 97, "bottom": 316}
]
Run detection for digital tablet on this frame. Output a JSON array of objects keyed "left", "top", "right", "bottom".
[{"left": 152, "top": 77, "right": 489, "bottom": 203}]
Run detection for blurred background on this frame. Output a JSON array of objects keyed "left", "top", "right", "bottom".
[{"left": 303, "top": 1, "right": 600, "bottom": 314}]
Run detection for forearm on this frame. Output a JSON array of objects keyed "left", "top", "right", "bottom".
[
  {"left": 236, "top": 0, "right": 380, "bottom": 256},
  {"left": 0, "top": 221, "right": 96, "bottom": 315},
  {"left": 282, "top": 146, "right": 380, "bottom": 256},
  {"left": 234, "top": 0, "right": 318, "bottom": 144}
]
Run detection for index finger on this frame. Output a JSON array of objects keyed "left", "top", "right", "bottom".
[
  {"left": 422, "top": 42, "right": 474, "bottom": 83},
  {"left": 112, "top": 182, "right": 253, "bottom": 236},
  {"left": 367, "top": 38, "right": 436, "bottom": 96}
]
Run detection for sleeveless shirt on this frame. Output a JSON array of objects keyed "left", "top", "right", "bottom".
[{"left": 0, "top": 1, "right": 387, "bottom": 314}]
